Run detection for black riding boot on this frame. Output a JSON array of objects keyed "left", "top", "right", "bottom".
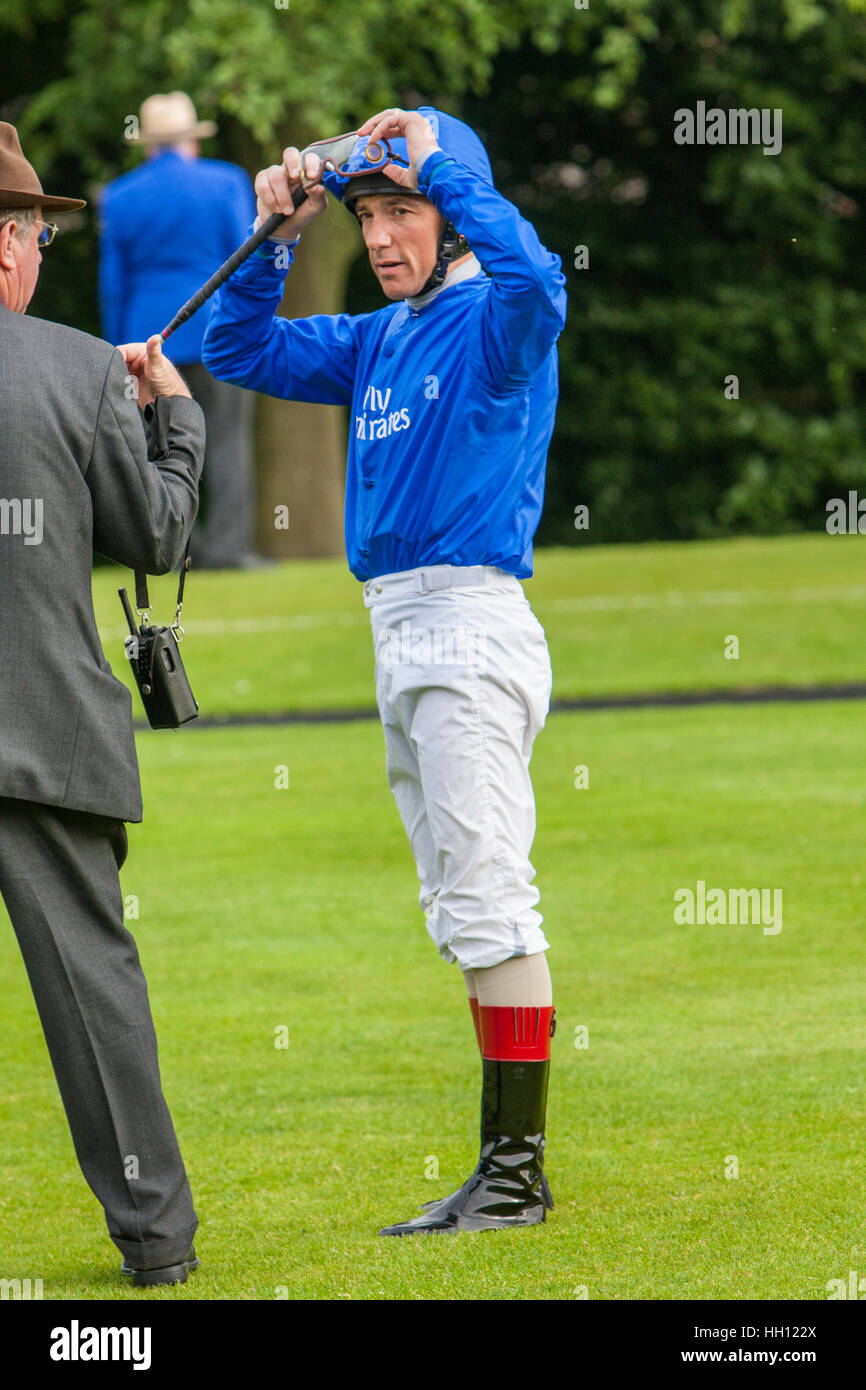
[{"left": 378, "top": 1056, "right": 552, "bottom": 1236}]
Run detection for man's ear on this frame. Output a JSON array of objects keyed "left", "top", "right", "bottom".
[{"left": 0, "top": 221, "right": 18, "bottom": 269}]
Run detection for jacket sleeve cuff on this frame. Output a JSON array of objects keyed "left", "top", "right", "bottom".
[
  {"left": 413, "top": 145, "right": 443, "bottom": 179},
  {"left": 144, "top": 394, "right": 204, "bottom": 457},
  {"left": 416, "top": 147, "right": 457, "bottom": 193},
  {"left": 252, "top": 215, "right": 301, "bottom": 250}
]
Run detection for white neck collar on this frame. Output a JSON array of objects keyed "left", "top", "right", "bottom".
[{"left": 406, "top": 253, "right": 482, "bottom": 310}]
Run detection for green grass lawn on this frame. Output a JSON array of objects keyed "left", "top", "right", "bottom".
[
  {"left": 1, "top": 533, "right": 864, "bottom": 1299},
  {"left": 92, "top": 532, "right": 866, "bottom": 715}
]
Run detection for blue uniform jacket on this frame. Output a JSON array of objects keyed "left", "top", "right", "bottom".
[
  {"left": 99, "top": 149, "right": 256, "bottom": 363},
  {"left": 201, "top": 148, "right": 567, "bottom": 580}
]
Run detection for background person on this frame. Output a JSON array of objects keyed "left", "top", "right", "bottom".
[
  {"left": 0, "top": 121, "right": 204, "bottom": 1286},
  {"left": 99, "top": 90, "right": 266, "bottom": 569}
]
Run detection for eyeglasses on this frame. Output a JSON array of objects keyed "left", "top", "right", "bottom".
[{"left": 33, "top": 219, "right": 59, "bottom": 247}]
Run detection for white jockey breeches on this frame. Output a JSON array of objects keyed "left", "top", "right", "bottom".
[{"left": 363, "top": 564, "right": 552, "bottom": 971}]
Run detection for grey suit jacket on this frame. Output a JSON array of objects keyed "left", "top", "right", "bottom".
[{"left": 0, "top": 302, "right": 205, "bottom": 822}]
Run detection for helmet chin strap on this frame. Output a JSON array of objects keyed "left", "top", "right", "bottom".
[{"left": 417, "top": 219, "right": 469, "bottom": 296}]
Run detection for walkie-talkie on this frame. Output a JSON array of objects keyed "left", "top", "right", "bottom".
[{"left": 118, "top": 553, "right": 198, "bottom": 729}]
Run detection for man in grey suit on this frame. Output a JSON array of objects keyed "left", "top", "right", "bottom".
[{"left": 0, "top": 122, "right": 205, "bottom": 1287}]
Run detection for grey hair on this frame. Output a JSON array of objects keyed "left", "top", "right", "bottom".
[{"left": 0, "top": 207, "right": 37, "bottom": 243}]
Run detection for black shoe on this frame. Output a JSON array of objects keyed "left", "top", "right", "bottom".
[
  {"left": 379, "top": 1058, "right": 551, "bottom": 1236},
  {"left": 418, "top": 1169, "right": 554, "bottom": 1213},
  {"left": 120, "top": 1246, "right": 200, "bottom": 1287}
]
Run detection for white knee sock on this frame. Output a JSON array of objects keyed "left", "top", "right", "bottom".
[{"left": 470, "top": 953, "right": 553, "bottom": 1007}]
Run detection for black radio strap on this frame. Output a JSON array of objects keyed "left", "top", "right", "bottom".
[{"left": 134, "top": 542, "right": 190, "bottom": 628}]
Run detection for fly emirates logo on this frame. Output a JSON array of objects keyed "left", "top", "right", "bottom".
[{"left": 355, "top": 383, "right": 412, "bottom": 442}]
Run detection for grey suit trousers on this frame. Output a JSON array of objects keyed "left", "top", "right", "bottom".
[
  {"left": 180, "top": 362, "right": 256, "bottom": 567},
  {"left": 0, "top": 797, "right": 197, "bottom": 1268}
]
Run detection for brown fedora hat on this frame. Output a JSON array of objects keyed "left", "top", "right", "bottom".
[{"left": 0, "top": 122, "right": 86, "bottom": 212}]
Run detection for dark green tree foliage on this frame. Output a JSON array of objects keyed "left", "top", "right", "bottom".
[
  {"left": 457, "top": 0, "right": 866, "bottom": 544},
  {"left": 4, "top": 1, "right": 866, "bottom": 544}
]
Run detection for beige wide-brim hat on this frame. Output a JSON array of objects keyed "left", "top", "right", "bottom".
[
  {"left": 131, "top": 92, "right": 217, "bottom": 144},
  {"left": 0, "top": 122, "right": 86, "bottom": 211}
]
